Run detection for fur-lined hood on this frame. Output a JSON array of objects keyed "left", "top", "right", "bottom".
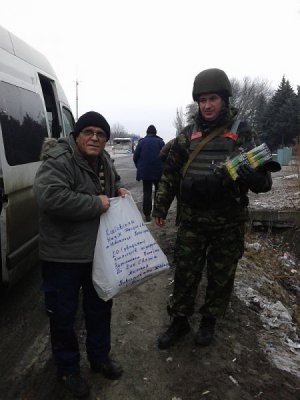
[
  {"left": 39, "top": 136, "right": 75, "bottom": 161},
  {"left": 39, "top": 135, "right": 113, "bottom": 167},
  {"left": 40, "top": 137, "right": 61, "bottom": 160}
]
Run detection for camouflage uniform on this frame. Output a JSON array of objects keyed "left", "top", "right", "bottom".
[{"left": 153, "top": 107, "right": 272, "bottom": 319}]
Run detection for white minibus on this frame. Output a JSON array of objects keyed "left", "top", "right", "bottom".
[{"left": 0, "top": 25, "right": 74, "bottom": 289}]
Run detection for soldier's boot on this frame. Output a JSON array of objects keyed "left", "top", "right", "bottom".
[
  {"left": 195, "top": 316, "right": 216, "bottom": 346},
  {"left": 158, "top": 316, "right": 190, "bottom": 349}
]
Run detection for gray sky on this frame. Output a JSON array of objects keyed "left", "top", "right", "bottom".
[{"left": 2, "top": 0, "right": 300, "bottom": 141}]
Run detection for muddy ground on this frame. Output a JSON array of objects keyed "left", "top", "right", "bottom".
[{"left": 0, "top": 158, "right": 299, "bottom": 400}]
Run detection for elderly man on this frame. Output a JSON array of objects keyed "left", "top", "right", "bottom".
[
  {"left": 153, "top": 68, "right": 273, "bottom": 350},
  {"left": 34, "top": 111, "right": 127, "bottom": 398}
]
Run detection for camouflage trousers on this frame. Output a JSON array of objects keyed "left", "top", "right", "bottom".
[{"left": 168, "top": 221, "right": 245, "bottom": 318}]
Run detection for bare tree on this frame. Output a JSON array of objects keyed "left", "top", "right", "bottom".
[
  {"left": 185, "top": 102, "right": 198, "bottom": 125},
  {"left": 173, "top": 107, "right": 186, "bottom": 135},
  {"left": 230, "top": 76, "right": 274, "bottom": 126},
  {"left": 184, "top": 77, "right": 274, "bottom": 129},
  {"left": 110, "top": 123, "right": 128, "bottom": 143}
]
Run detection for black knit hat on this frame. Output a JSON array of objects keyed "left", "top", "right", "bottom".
[
  {"left": 73, "top": 111, "right": 110, "bottom": 140},
  {"left": 146, "top": 125, "right": 157, "bottom": 134}
]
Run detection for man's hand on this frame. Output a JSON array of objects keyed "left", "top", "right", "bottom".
[
  {"left": 117, "top": 187, "right": 129, "bottom": 197},
  {"left": 155, "top": 217, "right": 166, "bottom": 227},
  {"left": 98, "top": 195, "right": 110, "bottom": 212}
]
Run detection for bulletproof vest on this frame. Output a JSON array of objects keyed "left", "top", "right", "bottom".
[
  {"left": 186, "top": 128, "right": 238, "bottom": 179},
  {"left": 181, "top": 121, "right": 240, "bottom": 205}
]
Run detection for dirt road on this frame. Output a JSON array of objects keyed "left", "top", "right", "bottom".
[{"left": 0, "top": 155, "right": 299, "bottom": 400}]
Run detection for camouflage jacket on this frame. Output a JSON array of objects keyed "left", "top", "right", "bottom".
[{"left": 152, "top": 108, "right": 272, "bottom": 224}]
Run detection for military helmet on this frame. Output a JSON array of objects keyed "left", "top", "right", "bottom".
[{"left": 192, "top": 68, "right": 232, "bottom": 101}]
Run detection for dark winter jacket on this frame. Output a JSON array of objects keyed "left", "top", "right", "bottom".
[
  {"left": 133, "top": 133, "right": 165, "bottom": 181},
  {"left": 34, "top": 135, "right": 121, "bottom": 263}
]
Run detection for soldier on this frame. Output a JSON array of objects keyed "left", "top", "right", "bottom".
[{"left": 153, "top": 68, "right": 273, "bottom": 349}]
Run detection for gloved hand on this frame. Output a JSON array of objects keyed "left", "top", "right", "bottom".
[{"left": 237, "top": 163, "right": 267, "bottom": 193}]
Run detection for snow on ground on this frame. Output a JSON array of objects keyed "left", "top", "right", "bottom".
[
  {"left": 248, "top": 164, "right": 300, "bottom": 211},
  {"left": 237, "top": 162, "right": 300, "bottom": 378}
]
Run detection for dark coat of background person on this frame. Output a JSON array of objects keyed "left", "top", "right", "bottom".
[
  {"left": 133, "top": 129, "right": 165, "bottom": 181},
  {"left": 133, "top": 126, "right": 165, "bottom": 220}
]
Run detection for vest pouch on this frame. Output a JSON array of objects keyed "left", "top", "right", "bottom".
[
  {"left": 181, "top": 176, "right": 208, "bottom": 205},
  {"left": 181, "top": 176, "right": 194, "bottom": 204},
  {"left": 191, "top": 175, "right": 227, "bottom": 206},
  {"left": 206, "top": 175, "right": 223, "bottom": 198},
  {"left": 192, "top": 176, "right": 208, "bottom": 197}
]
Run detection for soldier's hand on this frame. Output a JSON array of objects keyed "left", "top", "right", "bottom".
[
  {"left": 237, "top": 164, "right": 266, "bottom": 193},
  {"left": 99, "top": 195, "right": 110, "bottom": 213},
  {"left": 155, "top": 217, "right": 166, "bottom": 227}
]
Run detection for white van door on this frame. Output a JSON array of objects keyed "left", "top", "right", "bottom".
[{"left": 0, "top": 81, "right": 48, "bottom": 285}]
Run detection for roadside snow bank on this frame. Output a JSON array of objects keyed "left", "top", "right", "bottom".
[{"left": 235, "top": 256, "right": 300, "bottom": 377}]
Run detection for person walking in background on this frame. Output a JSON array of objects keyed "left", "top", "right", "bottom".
[
  {"left": 153, "top": 68, "right": 274, "bottom": 350},
  {"left": 34, "top": 111, "right": 127, "bottom": 398},
  {"left": 133, "top": 124, "right": 165, "bottom": 222}
]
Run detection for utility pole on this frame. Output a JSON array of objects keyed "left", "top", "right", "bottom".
[{"left": 75, "top": 78, "right": 79, "bottom": 121}]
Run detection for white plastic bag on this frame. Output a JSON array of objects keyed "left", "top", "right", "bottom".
[{"left": 92, "top": 194, "right": 170, "bottom": 301}]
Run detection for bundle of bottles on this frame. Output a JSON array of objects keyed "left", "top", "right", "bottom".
[{"left": 224, "top": 143, "right": 280, "bottom": 180}]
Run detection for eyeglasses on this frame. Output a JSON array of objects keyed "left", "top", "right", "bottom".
[{"left": 81, "top": 129, "right": 107, "bottom": 139}]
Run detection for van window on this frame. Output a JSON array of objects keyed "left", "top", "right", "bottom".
[
  {"left": 62, "top": 107, "right": 75, "bottom": 135},
  {"left": 38, "top": 74, "right": 61, "bottom": 138},
  {"left": 0, "top": 81, "right": 48, "bottom": 166}
]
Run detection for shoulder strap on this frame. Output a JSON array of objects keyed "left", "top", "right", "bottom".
[
  {"left": 182, "top": 122, "right": 231, "bottom": 177},
  {"left": 230, "top": 119, "right": 241, "bottom": 134}
]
